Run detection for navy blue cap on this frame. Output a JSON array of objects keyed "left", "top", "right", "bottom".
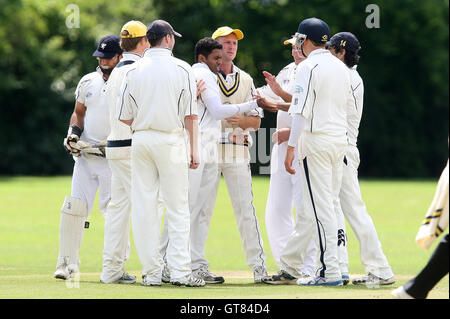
[
  {"left": 146, "top": 20, "right": 182, "bottom": 40},
  {"left": 92, "top": 35, "right": 123, "bottom": 59},
  {"left": 327, "top": 32, "right": 361, "bottom": 53},
  {"left": 297, "top": 17, "right": 330, "bottom": 44}
]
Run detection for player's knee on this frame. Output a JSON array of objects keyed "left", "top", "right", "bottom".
[{"left": 61, "top": 196, "right": 88, "bottom": 218}]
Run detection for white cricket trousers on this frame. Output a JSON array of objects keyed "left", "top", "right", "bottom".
[
  {"left": 340, "top": 145, "right": 393, "bottom": 279},
  {"left": 71, "top": 156, "right": 111, "bottom": 216},
  {"left": 56, "top": 156, "right": 111, "bottom": 267},
  {"left": 265, "top": 142, "right": 316, "bottom": 275},
  {"left": 159, "top": 133, "right": 219, "bottom": 268},
  {"left": 280, "top": 142, "right": 346, "bottom": 281},
  {"left": 131, "top": 130, "right": 191, "bottom": 282},
  {"left": 192, "top": 157, "right": 266, "bottom": 271},
  {"left": 100, "top": 158, "right": 132, "bottom": 283}
]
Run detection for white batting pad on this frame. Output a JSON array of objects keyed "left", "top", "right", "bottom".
[{"left": 57, "top": 196, "right": 88, "bottom": 268}]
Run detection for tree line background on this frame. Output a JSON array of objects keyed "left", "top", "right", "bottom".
[{"left": 0, "top": 0, "right": 448, "bottom": 177}]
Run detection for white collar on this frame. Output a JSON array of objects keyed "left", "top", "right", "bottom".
[
  {"left": 307, "top": 48, "right": 330, "bottom": 58},
  {"left": 144, "top": 47, "right": 173, "bottom": 57},
  {"left": 121, "top": 52, "right": 141, "bottom": 62}
]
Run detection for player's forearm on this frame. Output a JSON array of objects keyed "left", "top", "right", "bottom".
[
  {"left": 276, "top": 102, "right": 291, "bottom": 112},
  {"left": 288, "top": 113, "right": 302, "bottom": 147},
  {"left": 239, "top": 116, "right": 261, "bottom": 131},
  {"left": 70, "top": 102, "right": 86, "bottom": 129},
  {"left": 184, "top": 115, "right": 199, "bottom": 155},
  {"left": 276, "top": 89, "right": 292, "bottom": 103},
  {"left": 204, "top": 96, "right": 257, "bottom": 120}
]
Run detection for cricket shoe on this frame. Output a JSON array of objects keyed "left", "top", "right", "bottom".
[
  {"left": 162, "top": 265, "right": 171, "bottom": 283},
  {"left": 352, "top": 273, "right": 395, "bottom": 286},
  {"left": 297, "top": 276, "right": 343, "bottom": 286},
  {"left": 342, "top": 274, "right": 350, "bottom": 286},
  {"left": 141, "top": 275, "right": 161, "bottom": 287},
  {"left": 391, "top": 286, "right": 415, "bottom": 299},
  {"left": 100, "top": 272, "right": 136, "bottom": 284},
  {"left": 193, "top": 267, "right": 225, "bottom": 284},
  {"left": 54, "top": 265, "right": 70, "bottom": 280},
  {"left": 54, "top": 263, "right": 78, "bottom": 280},
  {"left": 171, "top": 274, "right": 206, "bottom": 287},
  {"left": 261, "top": 270, "right": 298, "bottom": 285},
  {"left": 253, "top": 265, "right": 269, "bottom": 283},
  {"left": 117, "top": 272, "right": 136, "bottom": 284}
]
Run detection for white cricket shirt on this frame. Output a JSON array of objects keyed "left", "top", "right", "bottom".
[
  {"left": 257, "top": 62, "right": 298, "bottom": 129},
  {"left": 347, "top": 66, "right": 364, "bottom": 147},
  {"left": 75, "top": 68, "right": 110, "bottom": 144},
  {"left": 288, "top": 49, "right": 351, "bottom": 149},
  {"left": 192, "top": 62, "right": 259, "bottom": 142},
  {"left": 105, "top": 52, "right": 141, "bottom": 159},
  {"left": 193, "top": 62, "right": 222, "bottom": 137},
  {"left": 118, "top": 48, "right": 197, "bottom": 133}
]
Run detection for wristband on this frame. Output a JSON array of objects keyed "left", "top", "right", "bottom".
[{"left": 68, "top": 125, "right": 83, "bottom": 137}]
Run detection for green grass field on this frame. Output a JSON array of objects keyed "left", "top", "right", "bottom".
[{"left": 0, "top": 176, "right": 448, "bottom": 299}]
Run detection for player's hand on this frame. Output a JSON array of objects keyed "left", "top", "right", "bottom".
[
  {"left": 284, "top": 145, "right": 296, "bottom": 175},
  {"left": 262, "top": 71, "right": 283, "bottom": 96},
  {"left": 272, "top": 127, "right": 291, "bottom": 144},
  {"left": 272, "top": 128, "right": 291, "bottom": 144},
  {"left": 63, "top": 134, "right": 81, "bottom": 157},
  {"left": 226, "top": 114, "right": 242, "bottom": 127},
  {"left": 254, "top": 94, "right": 278, "bottom": 113},
  {"left": 190, "top": 151, "right": 200, "bottom": 169},
  {"left": 196, "top": 79, "right": 206, "bottom": 99}
]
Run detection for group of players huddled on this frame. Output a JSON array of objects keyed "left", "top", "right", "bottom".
[{"left": 55, "top": 17, "right": 396, "bottom": 289}]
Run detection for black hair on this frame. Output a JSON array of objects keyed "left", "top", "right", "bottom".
[
  {"left": 148, "top": 36, "right": 164, "bottom": 47},
  {"left": 194, "top": 37, "right": 223, "bottom": 62},
  {"left": 331, "top": 45, "right": 360, "bottom": 68}
]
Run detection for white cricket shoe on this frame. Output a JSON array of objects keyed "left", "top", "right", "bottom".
[
  {"left": 392, "top": 286, "right": 415, "bottom": 299},
  {"left": 193, "top": 267, "right": 225, "bottom": 284},
  {"left": 352, "top": 273, "right": 395, "bottom": 286},
  {"left": 101, "top": 272, "right": 137, "bottom": 284},
  {"left": 141, "top": 275, "right": 161, "bottom": 286},
  {"left": 171, "top": 274, "right": 206, "bottom": 287},
  {"left": 54, "top": 265, "right": 70, "bottom": 280},
  {"left": 297, "top": 276, "right": 343, "bottom": 286},
  {"left": 253, "top": 265, "right": 269, "bottom": 283}
]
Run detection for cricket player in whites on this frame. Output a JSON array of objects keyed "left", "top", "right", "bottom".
[
  {"left": 192, "top": 27, "right": 269, "bottom": 284},
  {"left": 256, "top": 37, "right": 316, "bottom": 275},
  {"left": 263, "top": 17, "right": 352, "bottom": 286},
  {"left": 326, "top": 32, "right": 395, "bottom": 286},
  {"left": 55, "top": 35, "right": 123, "bottom": 280},
  {"left": 100, "top": 21, "right": 150, "bottom": 284},
  {"left": 159, "top": 37, "right": 275, "bottom": 284}
]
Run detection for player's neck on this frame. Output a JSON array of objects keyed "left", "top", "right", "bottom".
[{"left": 220, "top": 61, "right": 233, "bottom": 75}]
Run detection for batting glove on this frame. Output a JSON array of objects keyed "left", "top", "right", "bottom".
[{"left": 63, "top": 125, "right": 83, "bottom": 157}]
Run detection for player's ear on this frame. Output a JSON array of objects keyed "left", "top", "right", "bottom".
[{"left": 198, "top": 54, "right": 207, "bottom": 63}]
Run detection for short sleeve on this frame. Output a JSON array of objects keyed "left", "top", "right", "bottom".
[{"left": 75, "top": 77, "right": 91, "bottom": 105}]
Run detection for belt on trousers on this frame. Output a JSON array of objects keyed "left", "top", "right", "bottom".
[{"left": 106, "top": 139, "right": 132, "bottom": 147}]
